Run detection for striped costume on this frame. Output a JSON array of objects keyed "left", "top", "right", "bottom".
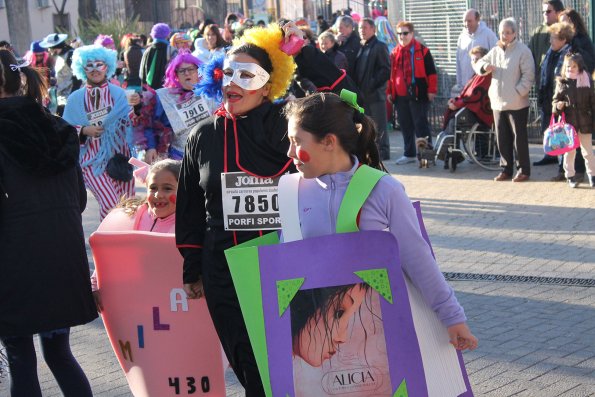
[{"left": 64, "top": 82, "right": 135, "bottom": 219}]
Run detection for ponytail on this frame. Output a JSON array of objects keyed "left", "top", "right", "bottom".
[
  {"left": 20, "top": 66, "right": 48, "bottom": 103},
  {"left": 352, "top": 110, "right": 382, "bottom": 170},
  {"left": 285, "top": 92, "right": 385, "bottom": 171},
  {"left": 0, "top": 49, "right": 47, "bottom": 103}
]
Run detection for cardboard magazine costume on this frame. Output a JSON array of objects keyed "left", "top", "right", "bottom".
[
  {"left": 225, "top": 166, "right": 473, "bottom": 397},
  {"left": 90, "top": 228, "right": 225, "bottom": 397}
]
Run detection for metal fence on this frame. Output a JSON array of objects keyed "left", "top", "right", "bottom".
[{"left": 399, "top": 0, "right": 592, "bottom": 142}]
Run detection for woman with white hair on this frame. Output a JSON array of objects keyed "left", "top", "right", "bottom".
[{"left": 474, "top": 17, "right": 535, "bottom": 182}]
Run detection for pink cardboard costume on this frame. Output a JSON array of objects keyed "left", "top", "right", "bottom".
[{"left": 90, "top": 212, "right": 225, "bottom": 396}]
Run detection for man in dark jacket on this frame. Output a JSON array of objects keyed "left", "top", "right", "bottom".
[
  {"left": 317, "top": 15, "right": 330, "bottom": 35},
  {"left": 337, "top": 15, "right": 362, "bottom": 79},
  {"left": 354, "top": 18, "right": 391, "bottom": 160}
]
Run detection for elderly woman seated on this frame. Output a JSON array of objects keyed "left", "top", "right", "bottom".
[
  {"left": 436, "top": 46, "right": 493, "bottom": 163},
  {"left": 443, "top": 46, "right": 493, "bottom": 134}
]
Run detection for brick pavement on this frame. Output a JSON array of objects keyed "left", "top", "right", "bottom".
[{"left": 1, "top": 130, "right": 593, "bottom": 396}]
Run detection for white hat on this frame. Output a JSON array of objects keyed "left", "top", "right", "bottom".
[{"left": 39, "top": 33, "right": 68, "bottom": 48}]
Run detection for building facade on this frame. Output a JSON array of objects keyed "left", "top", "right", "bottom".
[{"left": 0, "top": 0, "right": 79, "bottom": 56}]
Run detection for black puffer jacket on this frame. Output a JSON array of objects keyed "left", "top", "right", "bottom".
[{"left": 0, "top": 96, "right": 97, "bottom": 337}]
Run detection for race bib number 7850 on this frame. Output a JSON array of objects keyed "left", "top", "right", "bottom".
[{"left": 221, "top": 172, "right": 281, "bottom": 231}]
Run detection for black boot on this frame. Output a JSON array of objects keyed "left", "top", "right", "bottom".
[{"left": 533, "top": 154, "right": 558, "bottom": 166}]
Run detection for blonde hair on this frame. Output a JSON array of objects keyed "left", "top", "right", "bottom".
[
  {"left": 117, "top": 159, "right": 181, "bottom": 217},
  {"left": 548, "top": 22, "right": 575, "bottom": 43},
  {"left": 231, "top": 24, "right": 297, "bottom": 100}
]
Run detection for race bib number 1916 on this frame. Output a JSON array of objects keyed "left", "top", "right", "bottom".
[{"left": 221, "top": 172, "right": 281, "bottom": 231}]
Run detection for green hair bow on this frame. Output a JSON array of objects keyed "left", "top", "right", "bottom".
[{"left": 339, "top": 89, "right": 365, "bottom": 114}]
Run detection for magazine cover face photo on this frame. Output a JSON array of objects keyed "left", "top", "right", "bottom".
[{"left": 290, "top": 283, "right": 392, "bottom": 396}]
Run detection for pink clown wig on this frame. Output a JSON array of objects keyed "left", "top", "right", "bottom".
[
  {"left": 163, "top": 50, "right": 202, "bottom": 89},
  {"left": 94, "top": 34, "right": 116, "bottom": 50}
]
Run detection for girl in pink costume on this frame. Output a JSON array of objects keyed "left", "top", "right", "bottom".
[{"left": 91, "top": 159, "right": 181, "bottom": 311}]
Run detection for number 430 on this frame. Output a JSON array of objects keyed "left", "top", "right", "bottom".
[{"left": 168, "top": 376, "right": 210, "bottom": 394}]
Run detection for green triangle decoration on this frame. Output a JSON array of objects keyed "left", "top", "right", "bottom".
[
  {"left": 354, "top": 269, "right": 393, "bottom": 304},
  {"left": 393, "top": 379, "right": 408, "bottom": 397},
  {"left": 276, "top": 278, "right": 305, "bottom": 317}
]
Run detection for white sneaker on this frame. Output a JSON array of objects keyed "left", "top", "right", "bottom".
[{"left": 395, "top": 156, "right": 416, "bottom": 165}]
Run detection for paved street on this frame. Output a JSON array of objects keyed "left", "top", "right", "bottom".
[{"left": 1, "top": 129, "right": 594, "bottom": 396}]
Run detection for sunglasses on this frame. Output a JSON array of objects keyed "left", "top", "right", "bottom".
[
  {"left": 176, "top": 66, "right": 198, "bottom": 75},
  {"left": 398, "top": 31, "right": 411, "bottom": 36},
  {"left": 84, "top": 62, "right": 107, "bottom": 72}
]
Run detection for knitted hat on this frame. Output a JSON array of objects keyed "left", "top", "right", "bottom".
[
  {"left": 30, "top": 41, "right": 45, "bottom": 53},
  {"left": 151, "top": 23, "right": 171, "bottom": 40}
]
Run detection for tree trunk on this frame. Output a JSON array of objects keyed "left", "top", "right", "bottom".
[
  {"left": 4, "top": 0, "right": 32, "bottom": 57},
  {"left": 78, "top": 0, "right": 98, "bottom": 24},
  {"left": 201, "top": 0, "right": 227, "bottom": 26}
]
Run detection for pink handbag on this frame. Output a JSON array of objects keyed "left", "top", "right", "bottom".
[{"left": 543, "top": 113, "right": 580, "bottom": 156}]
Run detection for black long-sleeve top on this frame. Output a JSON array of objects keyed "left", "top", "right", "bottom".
[
  {"left": 176, "top": 45, "right": 357, "bottom": 284},
  {"left": 176, "top": 102, "right": 294, "bottom": 283}
]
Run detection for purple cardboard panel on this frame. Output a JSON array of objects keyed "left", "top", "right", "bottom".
[{"left": 258, "top": 231, "right": 429, "bottom": 397}]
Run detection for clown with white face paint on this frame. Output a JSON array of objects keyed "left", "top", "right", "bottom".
[{"left": 178, "top": 22, "right": 366, "bottom": 396}]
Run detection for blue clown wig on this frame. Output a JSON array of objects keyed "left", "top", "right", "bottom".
[
  {"left": 71, "top": 44, "right": 118, "bottom": 81},
  {"left": 193, "top": 52, "right": 225, "bottom": 103}
]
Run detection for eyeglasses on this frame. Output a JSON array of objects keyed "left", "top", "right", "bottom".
[
  {"left": 543, "top": 9, "right": 554, "bottom": 14},
  {"left": 397, "top": 31, "right": 411, "bottom": 36},
  {"left": 83, "top": 62, "right": 107, "bottom": 72},
  {"left": 176, "top": 66, "right": 198, "bottom": 75}
]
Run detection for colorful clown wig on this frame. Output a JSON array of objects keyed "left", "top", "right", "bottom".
[
  {"left": 120, "top": 33, "right": 136, "bottom": 51},
  {"left": 231, "top": 24, "right": 296, "bottom": 100},
  {"left": 71, "top": 44, "right": 118, "bottom": 81},
  {"left": 194, "top": 51, "right": 225, "bottom": 103},
  {"left": 170, "top": 32, "right": 192, "bottom": 49},
  {"left": 94, "top": 34, "right": 116, "bottom": 49},
  {"left": 163, "top": 50, "right": 201, "bottom": 89}
]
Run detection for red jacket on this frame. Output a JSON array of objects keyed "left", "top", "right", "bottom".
[
  {"left": 443, "top": 74, "right": 493, "bottom": 129},
  {"left": 388, "top": 39, "right": 437, "bottom": 101}
]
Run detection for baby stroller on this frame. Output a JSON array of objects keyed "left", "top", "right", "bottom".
[{"left": 435, "top": 107, "right": 500, "bottom": 172}]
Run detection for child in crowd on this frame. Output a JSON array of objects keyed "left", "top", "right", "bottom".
[
  {"left": 91, "top": 159, "right": 181, "bottom": 311},
  {"left": 283, "top": 92, "right": 478, "bottom": 351},
  {"left": 63, "top": 44, "right": 135, "bottom": 220},
  {"left": 552, "top": 52, "right": 595, "bottom": 188}
]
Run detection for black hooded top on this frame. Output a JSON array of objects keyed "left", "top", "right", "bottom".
[{"left": 0, "top": 96, "right": 97, "bottom": 337}]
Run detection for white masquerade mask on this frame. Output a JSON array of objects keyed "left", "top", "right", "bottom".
[{"left": 222, "top": 60, "right": 270, "bottom": 91}]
